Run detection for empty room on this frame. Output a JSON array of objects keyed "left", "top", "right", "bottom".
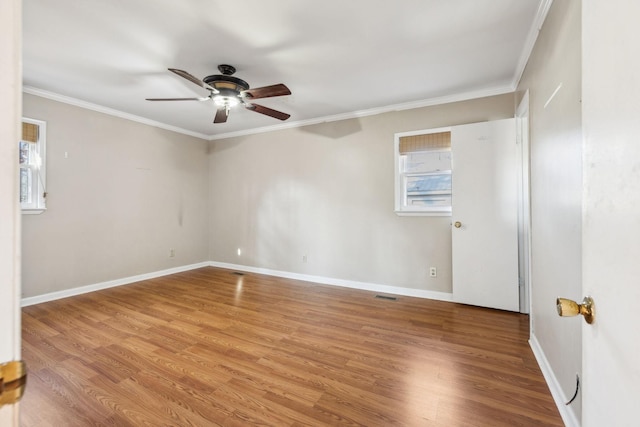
[{"left": 1, "top": 1, "right": 638, "bottom": 426}]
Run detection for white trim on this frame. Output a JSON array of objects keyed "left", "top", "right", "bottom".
[
  {"left": 21, "top": 208, "right": 46, "bottom": 215},
  {"left": 208, "top": 261, "right": 454, "bottom": 302},
  {"left": 22, "top": 86, "right": 210, "bottom": 140},
  {"left": 511, "top": 0, "right": 554, "bottom": 87},
  {"left": 22, "top": 83, "right": 513, "bottom": 142},
  {"left": 20, "top": 262, "right": 210, "bottom": 307},
  {"left": 208, "top": 85, "right": 513, "bottom": 141},
  {"left": 21, "top": 261, "right": 453, "bottom": 307},
  {"left": 533, "top": 0, "right": 555, "bottom": 31},
  {"left": 394, "top": 211, "right": 451, "bottom": 217},
  {"left": 529, "top": 333, "right": 580, "bottom": 427},
  {"left": 516, "top": 91, "right": 532, "bottom": 315},
  {"left": 516, "top": 90, "right": 530, "bottom": 118},
  {"left": 394, "top": 126, "right": 453, "bottom": 138}
]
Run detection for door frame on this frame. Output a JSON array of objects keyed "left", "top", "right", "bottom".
[
  {"left": 0, "top": 0, "right": 23, "bottom": 424},
  {"left": 516, "top": 91, "right": 532, "bottom": 314}
]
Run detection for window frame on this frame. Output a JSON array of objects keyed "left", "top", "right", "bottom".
[
  {"left": 20, "top": 117, "right": 47, "bottom": 214},
  {"left": 394, "top": 126, "right": 452, "bottom": 217}
]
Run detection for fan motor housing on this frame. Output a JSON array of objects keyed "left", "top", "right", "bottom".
[{"left": 203, "top": 75, "right": 250, "bottom": 96}]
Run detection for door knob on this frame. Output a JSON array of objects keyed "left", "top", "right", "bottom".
[
  {"left": 0, "top": 360, "right": 27, "bottom": 407},
  {"left": 556, "top": 296, "right": 595, "bottom": 324},
  {"left": 454, "top": 221, "right": 462, "bottom": 228}
]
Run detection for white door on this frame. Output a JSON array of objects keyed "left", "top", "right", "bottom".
[
  {"left": 451, "top": 119, "right": 519, "bottom": 312},
  {"left": 581, "top": 1, "right": 640, "bottom": 425},
  {"left": 0, "top": 0, "right": 23, "bottom": 424}
]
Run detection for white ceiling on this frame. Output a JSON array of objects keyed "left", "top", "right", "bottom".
[{"left": 22, "top": 1, "right": 548, "bottom": 140}]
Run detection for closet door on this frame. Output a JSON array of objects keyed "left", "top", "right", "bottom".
[{"left": 451, "top": 119, "right": 519, "bottom": 311}]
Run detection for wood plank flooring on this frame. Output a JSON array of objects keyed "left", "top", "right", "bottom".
[{"left": 20, "top": 267, "right": 563, "bottom": 426}]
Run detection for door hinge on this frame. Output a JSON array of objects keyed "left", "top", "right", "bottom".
[{"left": 0, "top": 360, "right": 27, "bottom": 407}]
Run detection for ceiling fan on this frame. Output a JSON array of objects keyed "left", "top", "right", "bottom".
[{"left": 146, "top": 64, "right": 291, "bottom": 123}]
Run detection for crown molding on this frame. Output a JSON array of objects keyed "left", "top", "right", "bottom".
[
  {"left": 512, "top": 0, "right": 554, "bottom": 87},
  {"left": 22, "top": 86, "right": 210, "bottom": 140},
  {"left": 24, "top": 83, "right": 515, "bottom": 142},
  {"left": 207, "top": 84, "right": 515, "bottom": 140}
]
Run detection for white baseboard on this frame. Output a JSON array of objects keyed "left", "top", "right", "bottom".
[
  {"left": 529, "top": 333, "right": 580, "bottom": 427},
  {"left": 21, "top": 261, "right": 453, "bottom": 307},
  {"left": 20, "top": 262, "right": 210, "bottom": 307},
  {"left": 208, "top": 261, "right": 454, "bottom": 302}
]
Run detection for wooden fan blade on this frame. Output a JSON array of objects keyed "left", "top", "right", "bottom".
[
  {"left": 168, "top": 68, "right": 218, "bottom": 93},
  {"left": 146, "top": 96, "right": 211, "bottom": 101},
  {"left": 245, "top": 103, "right": 290, "bottom": 121},
  {"left": 242, "top": 84, "right": 291, "bottom": 100},
  {"left": 214, "top": 107, "right": 229, "bottom": 123}
]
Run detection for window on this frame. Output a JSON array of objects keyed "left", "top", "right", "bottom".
[
  {"left": 394, "top": 127, "right": 452, "bottom": 216},
  {"left": 20, "top": 118, "right": 47, "bottom": 214}
]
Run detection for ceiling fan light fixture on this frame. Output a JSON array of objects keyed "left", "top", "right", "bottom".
[
  {"left": 213, "top": 95, "right": 240, "bottom": 108},
  {"left": 148, "top": 65, "right": 291, "bottom": 122}
]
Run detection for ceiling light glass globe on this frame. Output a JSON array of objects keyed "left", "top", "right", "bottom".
[{"left": 213, "top": 96, "right": 239, "bottom": 107}]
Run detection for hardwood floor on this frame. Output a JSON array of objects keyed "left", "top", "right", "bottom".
[{"left": 20, "top": 267, "right": 563, "bottom": 426}]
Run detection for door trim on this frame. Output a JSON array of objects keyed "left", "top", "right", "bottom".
[
  {"left": 516, "top": 91, "right": 532, "bottom": 314},
  {"left": 0, "top": 0, "right": 23, "bottom": 423}
]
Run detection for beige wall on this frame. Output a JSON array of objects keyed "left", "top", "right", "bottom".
[
  {"left": 208, "top": 94, "right": 513, "bottom": 293},
  {"left": 20, "top": 92, "right": 513, "bottom": 299},
  {"left": 21, "top": 94, "right": 210, "bottom": 298},
  {"left": 516, "top": 0, "right": 582, "bottom": 422}
]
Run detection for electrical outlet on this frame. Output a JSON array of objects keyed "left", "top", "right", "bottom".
[
  {"left": 429, "top": 267, "right": 437, "bottom": 277},
  {"left": 169, "top": 248, "right": 175, "bottom": 258}
]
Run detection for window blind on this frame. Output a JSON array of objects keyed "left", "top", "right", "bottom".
[
  {"left": 22, "top": 122, "right": 39, "bottom": 143},
  {"left": 399, "top": 131, "right": 450, "bottom": 154}
]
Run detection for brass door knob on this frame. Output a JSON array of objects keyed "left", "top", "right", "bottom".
[
  {"left": 0, "top": 360, "right": 27, "bottom": 407},
  {"left": 454, "top": 221, "right": 462, "bottom": 228},
  {"left": 556, "top": 296, "right": 595, "bottom": 324}
]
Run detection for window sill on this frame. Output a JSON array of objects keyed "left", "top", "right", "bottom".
[
  {"left": 21, "top": 208, "right": 46, "bottom": 215},
  {"left": 395, "top": 209, "right": 451, "bottom": 217}
]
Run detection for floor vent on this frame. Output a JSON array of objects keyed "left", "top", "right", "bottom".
[
  {"left": 375, "top": 295, "right": 397, "bottom": 301},
  {"left": 232, "top": 272, "right": 245, "bottom": 276}
]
